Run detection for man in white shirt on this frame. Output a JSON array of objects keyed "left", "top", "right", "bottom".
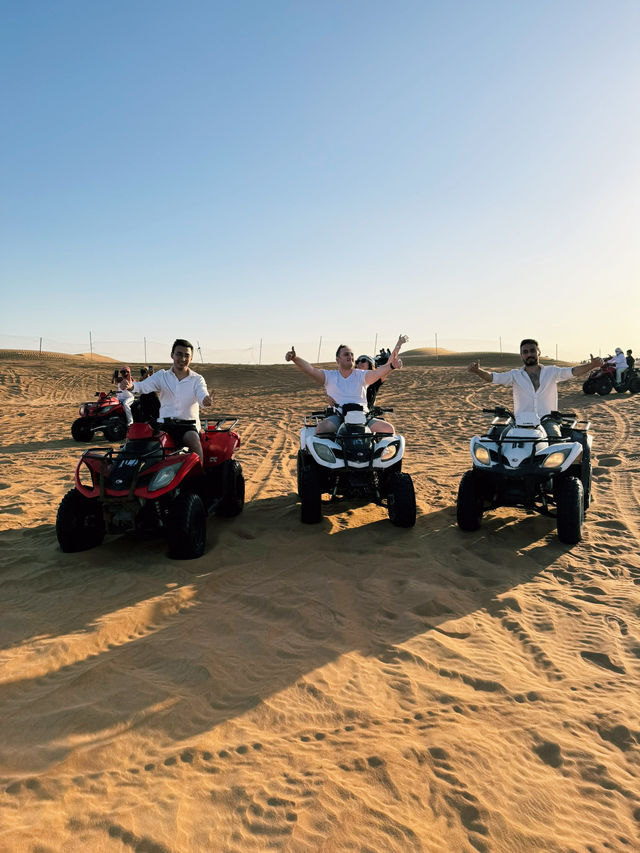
[
  {"left": 468, "top": 338, "right": 603, "bottom": 433},
  {"left": 120, "top": 339, "right": 213, "bottom": 463},
  {"left": 285, "top": 340, "right": 403, "bottom": 434}
]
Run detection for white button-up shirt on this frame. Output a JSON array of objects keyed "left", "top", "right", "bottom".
[
  {"left": 492, "top": 365, "right": 574, "bottom": 420},
  {"left": 133, "top": 368, "right": 208, "bottom": 427}
]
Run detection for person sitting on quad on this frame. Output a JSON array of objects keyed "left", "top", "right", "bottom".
[
  {"left": 607, "top": 348, "right": 627, "bottom": 385},
  {"left": 285, "top": 338, "right": 404, "bottom": 435},
  {"left": 120, "top": 338, "right": 214, "bottom": 463},
  {"left": 626, "top": 350, "right": 635, "bottom": 372},
  {"left": 468, "top": 338, "right": 602, "bottom": 436},
  {"left": 115, "top": 366, "right": 135, "bottom": 426}
]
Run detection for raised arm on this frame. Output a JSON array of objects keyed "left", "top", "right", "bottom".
[
  {"left": 468, "top": 361, "right": 493, "bottom": 383},
  {"left": 571, "top": 354, "right": 603, "bottom": 378},
  {"left": 285, "top": 345, "right": 325, "bottom": 385},
  {"left": 366, "top": 350, "right": 403, "bottom": 384}
]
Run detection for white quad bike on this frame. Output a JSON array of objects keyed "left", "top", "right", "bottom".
[
  {"left": 456, "top": 407, "right": 592, "bottom": 544},
  {"left": 296, "top": 404, "right": 416, "bottom": 527}
]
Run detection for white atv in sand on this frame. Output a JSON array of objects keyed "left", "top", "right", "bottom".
[
  {"left": 456, "top": 407, "right": 592, "bottom": 544},
  {"left": 296, "top": 404, "right": 416, "bottom": 527}
]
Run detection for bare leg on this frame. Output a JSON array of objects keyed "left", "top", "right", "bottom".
[
  {"left": 314, "top": 418, "right": 338, "bottom": 435},
  {"left": 368, "top": 418, "right": 394, "bottom": 435},
  {"left": 184, "top": 430, "right": 204, "bottom": 464}
]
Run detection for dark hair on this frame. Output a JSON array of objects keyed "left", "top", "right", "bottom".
[
  {"left": 171, "top": 339, "right": 194, "bottom": 355},
  {"left": 627, "top": 349, "right": 632, "bottom": 355},
  {"left": 520, "top": 338, "right": 539, "bottom": 350},
  {"left": 335, "top": 344, "right": 349, "bottom": 359}
]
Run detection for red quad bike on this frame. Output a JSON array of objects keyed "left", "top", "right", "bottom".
[
  {"left": 57, "top": 417, "right": 245, "bottom": 559},
  {"left": 583, "top": 364, "right": 640, "bottom": 396},
  {"left": 71, "top": 391, "right": 129, "bottom": 442}
]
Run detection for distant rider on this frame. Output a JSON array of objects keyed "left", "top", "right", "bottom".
[
  {"left": 468, "top": 338, "right": 602, "bottom": 436},
  {"left": 626, "top": 350, "right": 635, "bottom": 372},
  {"left": 285, "top": 337, "right": 405, "bottom": 435},
  {"left": 115, "top": 366, "right": 134, "bottom": 426},
  {"left": 607, "top": 348, "right": 627, "bottom": 385},
  {"left": 120, "top": 339, "right": 213, "bottom": 463}
]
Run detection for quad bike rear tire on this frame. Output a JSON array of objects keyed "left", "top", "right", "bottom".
[
  {"left": 104, "top": 417, "right": 127, "bottom": 442},
  {"left": 556, "top": 476, "right": 584, "bottom": 545},
  {"left": 629, "top": 377, "right": 640, "bottom": 395},
  {"left": 71, "top": 417, "right": 93, "bottom": 442},
  {"left": 299, "top": 461, "right": 322, "bottom": 524},
  {"left": 167, "top": 492, "right": 207, "bottom": 559},
  {"left": 386, "top": 472, "right": 416, "bottom": 528},
  {"left": 456, "top": 470, "right": 484, "bottom": 532},
  {"left": 614, "top": 383, "right": 626, "bottom": 394},
  {"left": 595, "top": 377, "right": 613, "bottom": 396},
  {"left": 582, "top": 378, "right": 597, "bottom": 395},
  {"left": 214, "top": 459, "right": 245, "bottom": 517},
  {"left": 56, "top": 489, "right": 105, "bottom": 552}
]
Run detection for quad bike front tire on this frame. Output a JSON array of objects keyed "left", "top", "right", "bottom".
[
  {"left": 103, "top": 417, "right": 127, "bottom": 442},
  {"left": 214, "top": 459, "right": 245, "bottom": 517},
  {"left": 595, "top": 377, "right": 613, "bottom": 396},
  {"left": 456, "top": 470, "right": 484, "bottom": 532},
  {"left": 299, "top": 462, "right": 322, "bottom": 524},
  {"left": 556, "top": 476, "right": 584, "bottom": 545},
  {"left": 56, "top": 489, "right": 105, "bottom": 552},
  {"left": 386, "top": 472, "right": 416, "bottom": 528},
  {"left": 582, "top": 378, "right": 596, "bottom": 395},
  {"left": 629, "top": 377, "right": 640, "bottom": 395},
  {"left": 167, "top": 492, "right": 207, "bottom": 559},
  {"left": 71, "top": 417, "right": 93, "bottom": 442}
]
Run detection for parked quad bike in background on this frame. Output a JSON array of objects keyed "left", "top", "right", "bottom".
[
  {"left": 71, "top": 392, "right": 129, "bottom": 442},
  {"left": 583, "top": 363, "right": 640, "bottom": 396},
  {"left": 71, "top": 390, "right": 161, "bottom": 442},
  {"left": 57, "top": 416, "right": 244, "bottom": 559}
]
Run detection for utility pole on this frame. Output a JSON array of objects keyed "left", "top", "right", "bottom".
[
  {"left": 259, "top": 338, "right": 262, "bottom": 366},
  {"left": 89, "top": 331, "right": 93, "bottom": 358},
  {"left": 317, "top": 336, "right": 322, "bottom": 363},
  {"left": 144, "top": 337, "right": 147, "bottom": 362},
  {"left": 373, "top": 332, "right": 378, "bottom": 355},
  {"left": 39, "top": 337, "right": 42, "bottom": 355},
  {"left": 499, "top": 336, "right": 502, "bottom": 359},
  {"left": 435, "top": 333, "right": 438, "bottom": 360},
  {"left": 197, "top": 341, "right": 204, "bottom": 363}
]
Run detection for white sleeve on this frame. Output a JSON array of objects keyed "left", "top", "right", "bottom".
[
  {"left": 491, "top": 371, "right": 514, "bottom": 386},
  {"left": 195, "top": 375, "right": 209, "bottom": 404}
]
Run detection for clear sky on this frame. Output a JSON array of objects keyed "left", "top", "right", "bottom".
[{"left": 2, "top": 0, "right": 639, "bottom": 363}]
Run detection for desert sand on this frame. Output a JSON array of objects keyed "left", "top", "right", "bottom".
[{"left": 1, "top": 351, "right": 639, "bottom": 853}]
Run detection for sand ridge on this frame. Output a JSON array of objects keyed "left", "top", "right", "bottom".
[{"left": 1, "top": 356, "right": 639, "bottom": 852}]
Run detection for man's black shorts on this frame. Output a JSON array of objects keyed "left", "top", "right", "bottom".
[{"left": 158, "top": 419, "right": 198, "bottom": 447}]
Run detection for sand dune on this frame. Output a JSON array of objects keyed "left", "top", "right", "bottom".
[{"left": 1, "top": 355, "right": 639, "bottom": 852}]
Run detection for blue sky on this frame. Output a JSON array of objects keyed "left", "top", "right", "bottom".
[{"left": 2, "top": 0, "right": 639, "bottom": 363}]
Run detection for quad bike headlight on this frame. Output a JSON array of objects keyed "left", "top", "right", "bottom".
[
  {"left": 313, "top": 442, "right": 336, "bottom": 464},
  {"left": 380, "top": 442, "right": 399, "bottom": 461},
  {"left": 473, "top": 445, "right": 491, "bottom": 466},
  {"left": 148, "top": 463, "right": 183, "bottom": 491},
  {"left": 542, "top": 450, "right": 569, "bottom": 469},
  {"left": 78, "top": 404, "right": 88, "bottom": 416}
]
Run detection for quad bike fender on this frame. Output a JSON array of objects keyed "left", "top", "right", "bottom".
[
  {"left": 300, "top": 426, "right": 315, "bottom": 452},
  {"left": 201, "top": 428, "right": 240, "bottom": 465},
  {"left": 534, "top": 441, "right": 583, "bottom": 472},
  {"left": 304, "top": 433, "right": 405, "bottom": 470},
  {"left": 74, "top": 450, "right": 202, "bottom": 500}
]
